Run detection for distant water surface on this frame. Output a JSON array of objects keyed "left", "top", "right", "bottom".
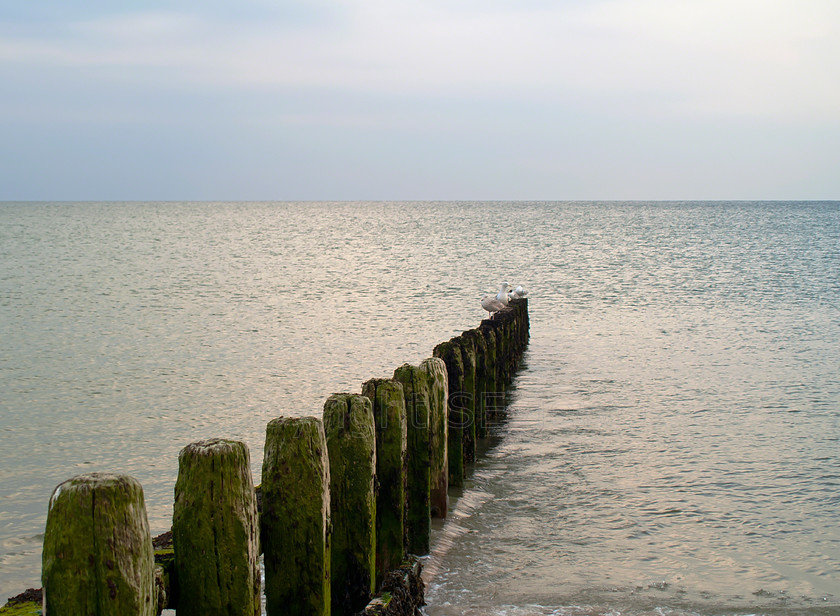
[{"left": 1, "top": 201, "right": 838, "bottom": 615}]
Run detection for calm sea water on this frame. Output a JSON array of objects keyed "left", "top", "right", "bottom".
[{"left": 1, "top": 201, "right": 838, "bottom": 615}]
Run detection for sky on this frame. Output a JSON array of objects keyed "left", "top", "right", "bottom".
[{"left": 1, "top": 0, "right": 839, "bottom": 201}]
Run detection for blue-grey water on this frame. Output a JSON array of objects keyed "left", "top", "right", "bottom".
[{"left": 1, "top": 201, "right": 838, "bottom": 615}]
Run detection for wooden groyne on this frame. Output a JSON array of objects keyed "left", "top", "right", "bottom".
[{"left": 8, "top": 298, "right": 528, "bottom": 616}]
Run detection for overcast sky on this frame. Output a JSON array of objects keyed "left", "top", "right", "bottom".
[{"left": 1, "top": 0, "right": 838, "bottom": 201}]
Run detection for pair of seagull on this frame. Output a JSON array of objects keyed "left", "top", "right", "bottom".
[{"left": 481, "top": 282, "right": 527, "bottom": 318}]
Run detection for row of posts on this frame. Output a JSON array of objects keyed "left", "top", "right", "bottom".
[{"left": 40, "top": 299, "right": 529, "bottom": 615}]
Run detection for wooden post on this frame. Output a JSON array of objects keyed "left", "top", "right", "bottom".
[
  {"left": 457, "top": 336, "right": 478, "bottom": 463},
  {"left": 432, "top": 339, "right": 466, "bottom": 488},
  {"left": 502, "top": 307, "right": 519, "bottom": 377},
  {"left": 479, "top": 320, "right": 504, "bottom": 425},
  {"left": 42, "top": 473, "right": 156, "bottom": 616},
  {"left": 261, "top": 417, "right": 330, "bottom": 616},
  {"left": 493, "top": 315, "right": 511, "bottom": 387},
  {"left": 511, "top": 297, "right": 530, "bottom": 354},
  {"left": 173, "top": 439, "right": 260, "bottom": 616},
  {"left": 323, "top": 394, "right": 377, "bottom": 616},
  {"left": 478, "top": 319, "right": 499, "bottom": 397},
  {"left": 461, "top": 329, "right": 488, "bottom": 440},
  {"left": 361, "top": 378, "right": 406, "bottom": 588},
  {"left": 419, "top": 357, "right": 448, "bottom": 519},
  {"left": 392, "top": 363, "right": 431, "bottom": 556}
]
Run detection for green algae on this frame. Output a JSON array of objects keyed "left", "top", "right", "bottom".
[
  {"left": 172, "top": 439, "right": 260, "bottom": 616},
  {"left": 510, "top": 297, "right": 530, "bottom": 355},
  {"left": 461, "top": 329, "right": 489, "bottom": 439},
  {"left": 360, "top": 556, "right": 425, "bottom": 616},
  {"left": 456, "top": 336, "right": 478, "bottom": 463},
  {"left": 478, "top": 320, "right": 499, "bottom": 398},
  {"left": 323, "top": 394, "right": 377, "bottom": 615},
  {"left": 42, "top": 473, "right": 156, "bottom": 616},
  {"left": 0, "top": 601, "right": 41, "bottom": 616},
  {"left": 361, "top": 378, "right": 407, "bottom": 588},
  {"left": 479, "top": 320, "right": 503, "bottom": 406},
  {"left": 261, "top": 417, "right": 330, "bottom": 616},
  {"left": 392, "top": 364, "right": 432, "bottom": 556},
  {"left": 493, "top": 318, "right": 510, "bottom": 390},
  {"left": 418, "top": 357, "right": 449, "bottom": 519},
  {"left": 432, "top": 339, "right": 465, "bottom": 487}
]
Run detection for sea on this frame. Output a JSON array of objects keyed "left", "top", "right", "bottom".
[{"left": 1, "top": 201, "right": 838, "bottom": 615}]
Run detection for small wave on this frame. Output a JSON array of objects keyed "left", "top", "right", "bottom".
[{"left": 421, "top": 602, "right": 745, "bottom": 616}]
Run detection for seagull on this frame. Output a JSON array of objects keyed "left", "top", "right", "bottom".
[
  {"left": 509, "top": 285, "right": 528, "bottom": 300},
  {"left": 497, "top": 282, "right": 510, "bottom": 306},
  {"left": 481, "top": 282, "right": 510, "bottom": 319}
]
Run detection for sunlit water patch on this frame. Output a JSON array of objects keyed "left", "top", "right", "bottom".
[{"left": 2, "top": 201, "right": 839, "bottom": 614}]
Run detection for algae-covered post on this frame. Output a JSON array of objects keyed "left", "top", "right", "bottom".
[
  {"left": 24, "top": 300, "right": 530, "bottom": 616},
  {"left": 392, "top": 363, "right": 432, "bottom": 556},
  {"left": 261, "top": 417, "right": 331, "bottom": 616},
  {"left": 419, "top": 357, "right": 449, "bottom": 518},
  {"left": 432, "top": 339, "right": 466, "bottom": 488},
  {"left": 477, "top": 320, "right": 501, "bottom": 414},
  {"left": 456, "top": 335, "right": 478, "bottom": 463},
  {"left": 489, "top": 317, "right": 509, "bottom": 392},
  {"left": 513, "top": 297, "right": 530, "bottom": 353},
  {"left": 461, "top": 329, "right": 489, "bottom": 439},
  {"left": 502, "top": 309, "right": 518, "bottom": 380},
  {"left": 323, "top": 394, "right": 377, "bottom": 616},
  {"left": 361, "top": 378, "right": 407, "bottom": 587},
  {"left": 172, "top": 438, "right": 260, "bottom": 616},
  {"left": 42, "top": 473, "right": 156, "bottom": 616},
  {"left": 478, "top": 320, "right": 505, "bottom": 419}
]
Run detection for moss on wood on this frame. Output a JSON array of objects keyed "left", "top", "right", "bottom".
[
  {"left": 456, "top": 336, "right": 478, "bottom": 463},
  {"left": 432, "top": 340, "right": 465, "bottom": 488},
  {"left": 42, "top": 473, "right": 156, "bottom": 616},
  {"left": 323, "top": 394, "right": 377, "bottom": 615},
  {"left": 361, "top": 378, "right": 407, "bottom": 588},
  {"left": 261, "top": 417, "right": 330, "bottom": 616},
  {"left": 392, "top": 364, "right": 431, "bottom": 556},
  {"left": 418, "top": 358, "right": 448, "bottom": 518},
  {"left": 172, "top": 438, "right": 260, "bottom": 616},
  {"left": 461, "top": 329, "right": 488, "bottom": 439}
]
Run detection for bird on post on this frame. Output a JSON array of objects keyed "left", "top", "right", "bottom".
[
  {"left": 481, "top": 282, "right": 510, "bottom": 319},
  {"left": 509, "top": 285, "right": 528, "bottom": 300}
]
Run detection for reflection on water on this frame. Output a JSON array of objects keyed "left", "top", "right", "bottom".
[
  {"left": 1, "top": 201, "right": 839, "bottom": 614},
  {"left": 423, "top": 292, "right": 840, "bottom": 614}
]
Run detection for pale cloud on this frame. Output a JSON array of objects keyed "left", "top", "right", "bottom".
[
  {"left": 1, "top": 0, "right": 838, "bottom": 200},
  {"left": 578, "top": 0, "right": 840, "bottom": 118},
  {"left": 2, "top": 0, "right": 839, "bottom": 121}
]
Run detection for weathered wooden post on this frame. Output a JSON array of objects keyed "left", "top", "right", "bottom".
[
  {"left": 392, "top": 363, "right": 431, "bottom": 556},
  {"left": 173, "top": 438, "right": 260, "bottom": 616},
  {"left": 478, "top": 319, "right": 499, "bottom": 396},
  {"left": 261, "top": 417, "right": 330, "bottom": 616},
  {"left": 522, "top": 297, "right": 531, "bottom": 347},
  {"left": 508, "top": 299, "right": 521, "bottom": 354},
  {"left": 457, "top": 336, "right": 478, "bottom": 462},
  {"left": 42, "top": 473, "right": 156, "bottom": 616},
  {"left": 511, "top": 297, "right": 530, "bottom": 353},
  {"left": 479, "top": 320, "right": 505, "bottom": 426},
  {"left": 494, "top": 314, "right": 511, "bottom": 387},
  {"left": 323, "top": 394, "right": 377, "bottom": 615},
  {"left": 461, "top": 329, "right": 488, "bottom": 439},
  {"left": 361, "top": 378, "right": 406, "bottom": 587},
  {"left": 419, "top": 357, "right": 448, "bottom": 518},
  {"left": 502, "top": 308, "right": 519, "bottom": 376},
  {"left": 432, "top": 339, "right": 466, "bottom": 487}
]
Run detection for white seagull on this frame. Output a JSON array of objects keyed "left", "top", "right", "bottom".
[
  {"left": 509, "top": 285, "right": 528, "bottom": 300},
  {"left": 481, "top": 282, "right": 510, "bottom": 319}
]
